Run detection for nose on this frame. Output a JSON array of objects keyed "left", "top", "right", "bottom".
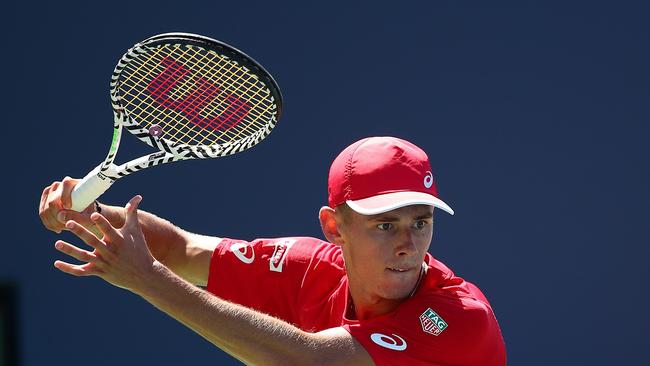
[{"left": 395, "top": 229, "right": 418, "bottom": 257}]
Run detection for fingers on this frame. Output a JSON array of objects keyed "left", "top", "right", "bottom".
[
  {"left": 60, "top": 177, "right": 78, "bottom": 210},
  {"left": 39, "top": 186, "right": 55, "bottom": 230},
  {"left": 39, "top": 181, "right": 63, "bottom": 233},
  {"left": 38, "top": 178, "right": 88, "bottom": 234},
  {"left": 65, "top": 220, "right": 111, "bottom": 254},
  {"left": 54, "top": 261, "right": 100, "bottom": 277},
  {"left": 51, "top": 181, "right": 61, "bottom": 194},
  {"left": 55, "top": 240, "right": 98, "bottom": 263},
  {"left": 39, "top": 186, "right": 51, "bottom": 213},
  {"left": 90, "top": 213, "right": 121, "bottom": 243},
  {"left": 57, "top": 209, "right": 96, "bottom": 228}
]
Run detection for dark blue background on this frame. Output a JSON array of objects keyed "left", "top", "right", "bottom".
[{"left": 5, "top": 1, "right": 649, "bottom": 365}]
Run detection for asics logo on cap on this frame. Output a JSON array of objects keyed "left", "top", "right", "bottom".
[{"left": 424, "top": 171, "right": 434, "bottom": 189}]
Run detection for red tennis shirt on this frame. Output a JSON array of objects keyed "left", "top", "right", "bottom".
[{"left": 206, "top": 237, "right": 506, "bottom": 366}]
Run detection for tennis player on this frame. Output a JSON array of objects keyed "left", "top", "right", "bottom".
[{"left": 39, "top": 136, "right": 506, "bottom": 365}]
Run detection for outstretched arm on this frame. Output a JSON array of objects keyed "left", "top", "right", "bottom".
[
  {"left": 54, "top": 196, "right": 374, "bottom": 366},
  {"left": 40, "top": 177, "right": 218, "bottom": 285}
]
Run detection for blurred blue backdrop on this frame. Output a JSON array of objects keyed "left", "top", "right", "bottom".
[{"left": 5, "top": 0, "right": 649, "bottom": 365}]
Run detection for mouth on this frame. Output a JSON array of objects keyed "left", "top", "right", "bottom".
[{"left": 386, "top": 266, "right": 415, "bottom": 273}]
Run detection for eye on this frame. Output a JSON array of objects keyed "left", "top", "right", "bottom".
[
  {"left": 377, "top": 223, "right": 393, "bottom": 231},
  {"left": 414, "top": 220, "right": 428, "bottom": 229}
]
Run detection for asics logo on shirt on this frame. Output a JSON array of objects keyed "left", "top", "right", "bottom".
[
  {"left": 370, "top": 333, "right": 407, "bottom": 351},
  {"left": 231, "top": 243, "right": 255, "bottom": 264}
]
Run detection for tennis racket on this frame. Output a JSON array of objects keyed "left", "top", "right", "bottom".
[{"left": 70, "top": 33, "right": 283, "bottom": 211}]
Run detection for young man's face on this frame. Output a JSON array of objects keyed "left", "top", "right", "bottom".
[{"left": 336, "top": 204, "right": 434, "bottom": 304}]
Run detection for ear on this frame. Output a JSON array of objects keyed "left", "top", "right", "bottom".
[{"left": 319, "top": 206, "right": 344, "bottom": 245}]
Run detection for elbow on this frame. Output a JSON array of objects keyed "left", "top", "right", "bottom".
[
  {"left": 287, "top": 333, "right": 354, "bottom": 366},
  {"left": 261, "top": 334, "right": 333, "bottom": 366},
  {"left": 250, "top": 354, "right": 317, "bottom": 366}
]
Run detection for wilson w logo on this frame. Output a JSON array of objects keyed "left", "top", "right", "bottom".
[{"left": 147, "top": 57, "right": 251, "bottom": 131}]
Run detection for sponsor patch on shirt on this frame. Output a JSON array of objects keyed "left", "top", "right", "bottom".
[
  {"left": 269, "top": 239, "right": 296, "bottom": 272},
  {"left": 419, "top": 308, "right": 448, "bottom": 336}
]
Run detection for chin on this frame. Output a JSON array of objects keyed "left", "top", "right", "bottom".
[
  {"left": 377, "top": 283, "right": 415, "bottom": 300},
  {"left": 378, "top": 272, "right": 418, "bottom": 298},
  {"left": 378, "top": 290, "right": 412, "bottom": 301}
]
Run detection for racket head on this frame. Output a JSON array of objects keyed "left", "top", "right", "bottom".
[{"left": 111, "top": 33, "right": 283, "bottom": 157}]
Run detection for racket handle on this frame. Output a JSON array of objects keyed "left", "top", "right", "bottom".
[{"left": 70, "top": 165, "right": 115, "bottom": 212}]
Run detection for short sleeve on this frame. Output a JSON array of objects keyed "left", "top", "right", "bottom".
[
  {"left": 343, "top": 295, "right": 506, "bottom": 366},
  {"left": 206, "top": 237, "right": 319, "bottom": 326}
]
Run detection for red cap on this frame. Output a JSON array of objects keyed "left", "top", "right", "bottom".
[{"left": 327, "top": 137, "right": 454, "bottom": 215}]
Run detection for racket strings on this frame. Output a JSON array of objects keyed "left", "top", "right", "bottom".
[
  {"left": 151, "top": 49, "right": 260, "bottom": 136},
  {"left": 120, "top": 45, "right": 269, "bottom": 144},
  {"left": 121, "top": 45, "right": 270, "bottom": 142},
  {"left": 118, "top": 44, "right": 276, "bottom": 146},
  {"left": 160, "top": 46, "right": 272, "bottom": 145}
]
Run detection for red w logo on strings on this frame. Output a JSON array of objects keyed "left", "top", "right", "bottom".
[{"left": 147, "top": 57, "right": 251, "bottom": 132}]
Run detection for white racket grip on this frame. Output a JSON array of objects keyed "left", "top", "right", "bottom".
[{"left": 70, "top": 165, "right": 115, "bottom": 212}]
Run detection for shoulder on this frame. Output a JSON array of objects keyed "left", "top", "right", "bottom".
[
  {"left": 344, "top": 294, "right": 505, "bottom": 365},
  {"left": 344, "top": 257, "right": 505, "bottom": 365},
  {"left": 405, "top": 285, "right": 505, "bottom": 364},
  {"left": 414, "top": 255, "right": 502, "bottom": 339},
  {"left": 393, "top": 257, "right": 506, "bottom": 364},
  {"left": 408, "top": 288, "right": 500, "bottom": 341}
]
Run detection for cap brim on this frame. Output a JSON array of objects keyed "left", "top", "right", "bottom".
[{"left": 346, "top": 191, "right": 454, "bottom": 216}]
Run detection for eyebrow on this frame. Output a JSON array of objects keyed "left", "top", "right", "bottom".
[{"left": 368, "top": 212, "right": 434, "bottom": 222}]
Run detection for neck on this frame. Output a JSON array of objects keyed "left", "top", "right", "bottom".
[
  {"left": 346, "top": 295, "right": 402, "bottom": 320},
  {"left": 347, "top": 264, "right": 426, "bottom": 320}
]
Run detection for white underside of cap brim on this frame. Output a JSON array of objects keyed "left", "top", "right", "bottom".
[{"left": 346, "top": 191, "right": 454, "bottom": 216}]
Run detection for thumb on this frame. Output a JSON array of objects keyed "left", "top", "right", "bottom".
[{"left": 124, "top": 195, "right": 143, "bottom": 229}]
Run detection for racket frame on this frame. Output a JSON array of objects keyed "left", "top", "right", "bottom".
[{"left": 70, "top": 33, "right": 282, "bottom": 211}]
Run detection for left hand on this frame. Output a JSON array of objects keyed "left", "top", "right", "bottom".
[{"left": 54, "top": 195, "right": 157, "bottom": 293}]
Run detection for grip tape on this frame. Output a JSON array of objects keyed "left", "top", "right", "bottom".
[{"left": 70, "top": 165, "right": 115, "bottom": 212}]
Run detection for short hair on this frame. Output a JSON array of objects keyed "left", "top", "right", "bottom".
[{"left": 334, "top": 203, "right": 352, "bottom": 224}]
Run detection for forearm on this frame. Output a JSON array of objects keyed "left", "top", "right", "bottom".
[{"left": 137, "top": 262, "right": 356, "bottom": 366}]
